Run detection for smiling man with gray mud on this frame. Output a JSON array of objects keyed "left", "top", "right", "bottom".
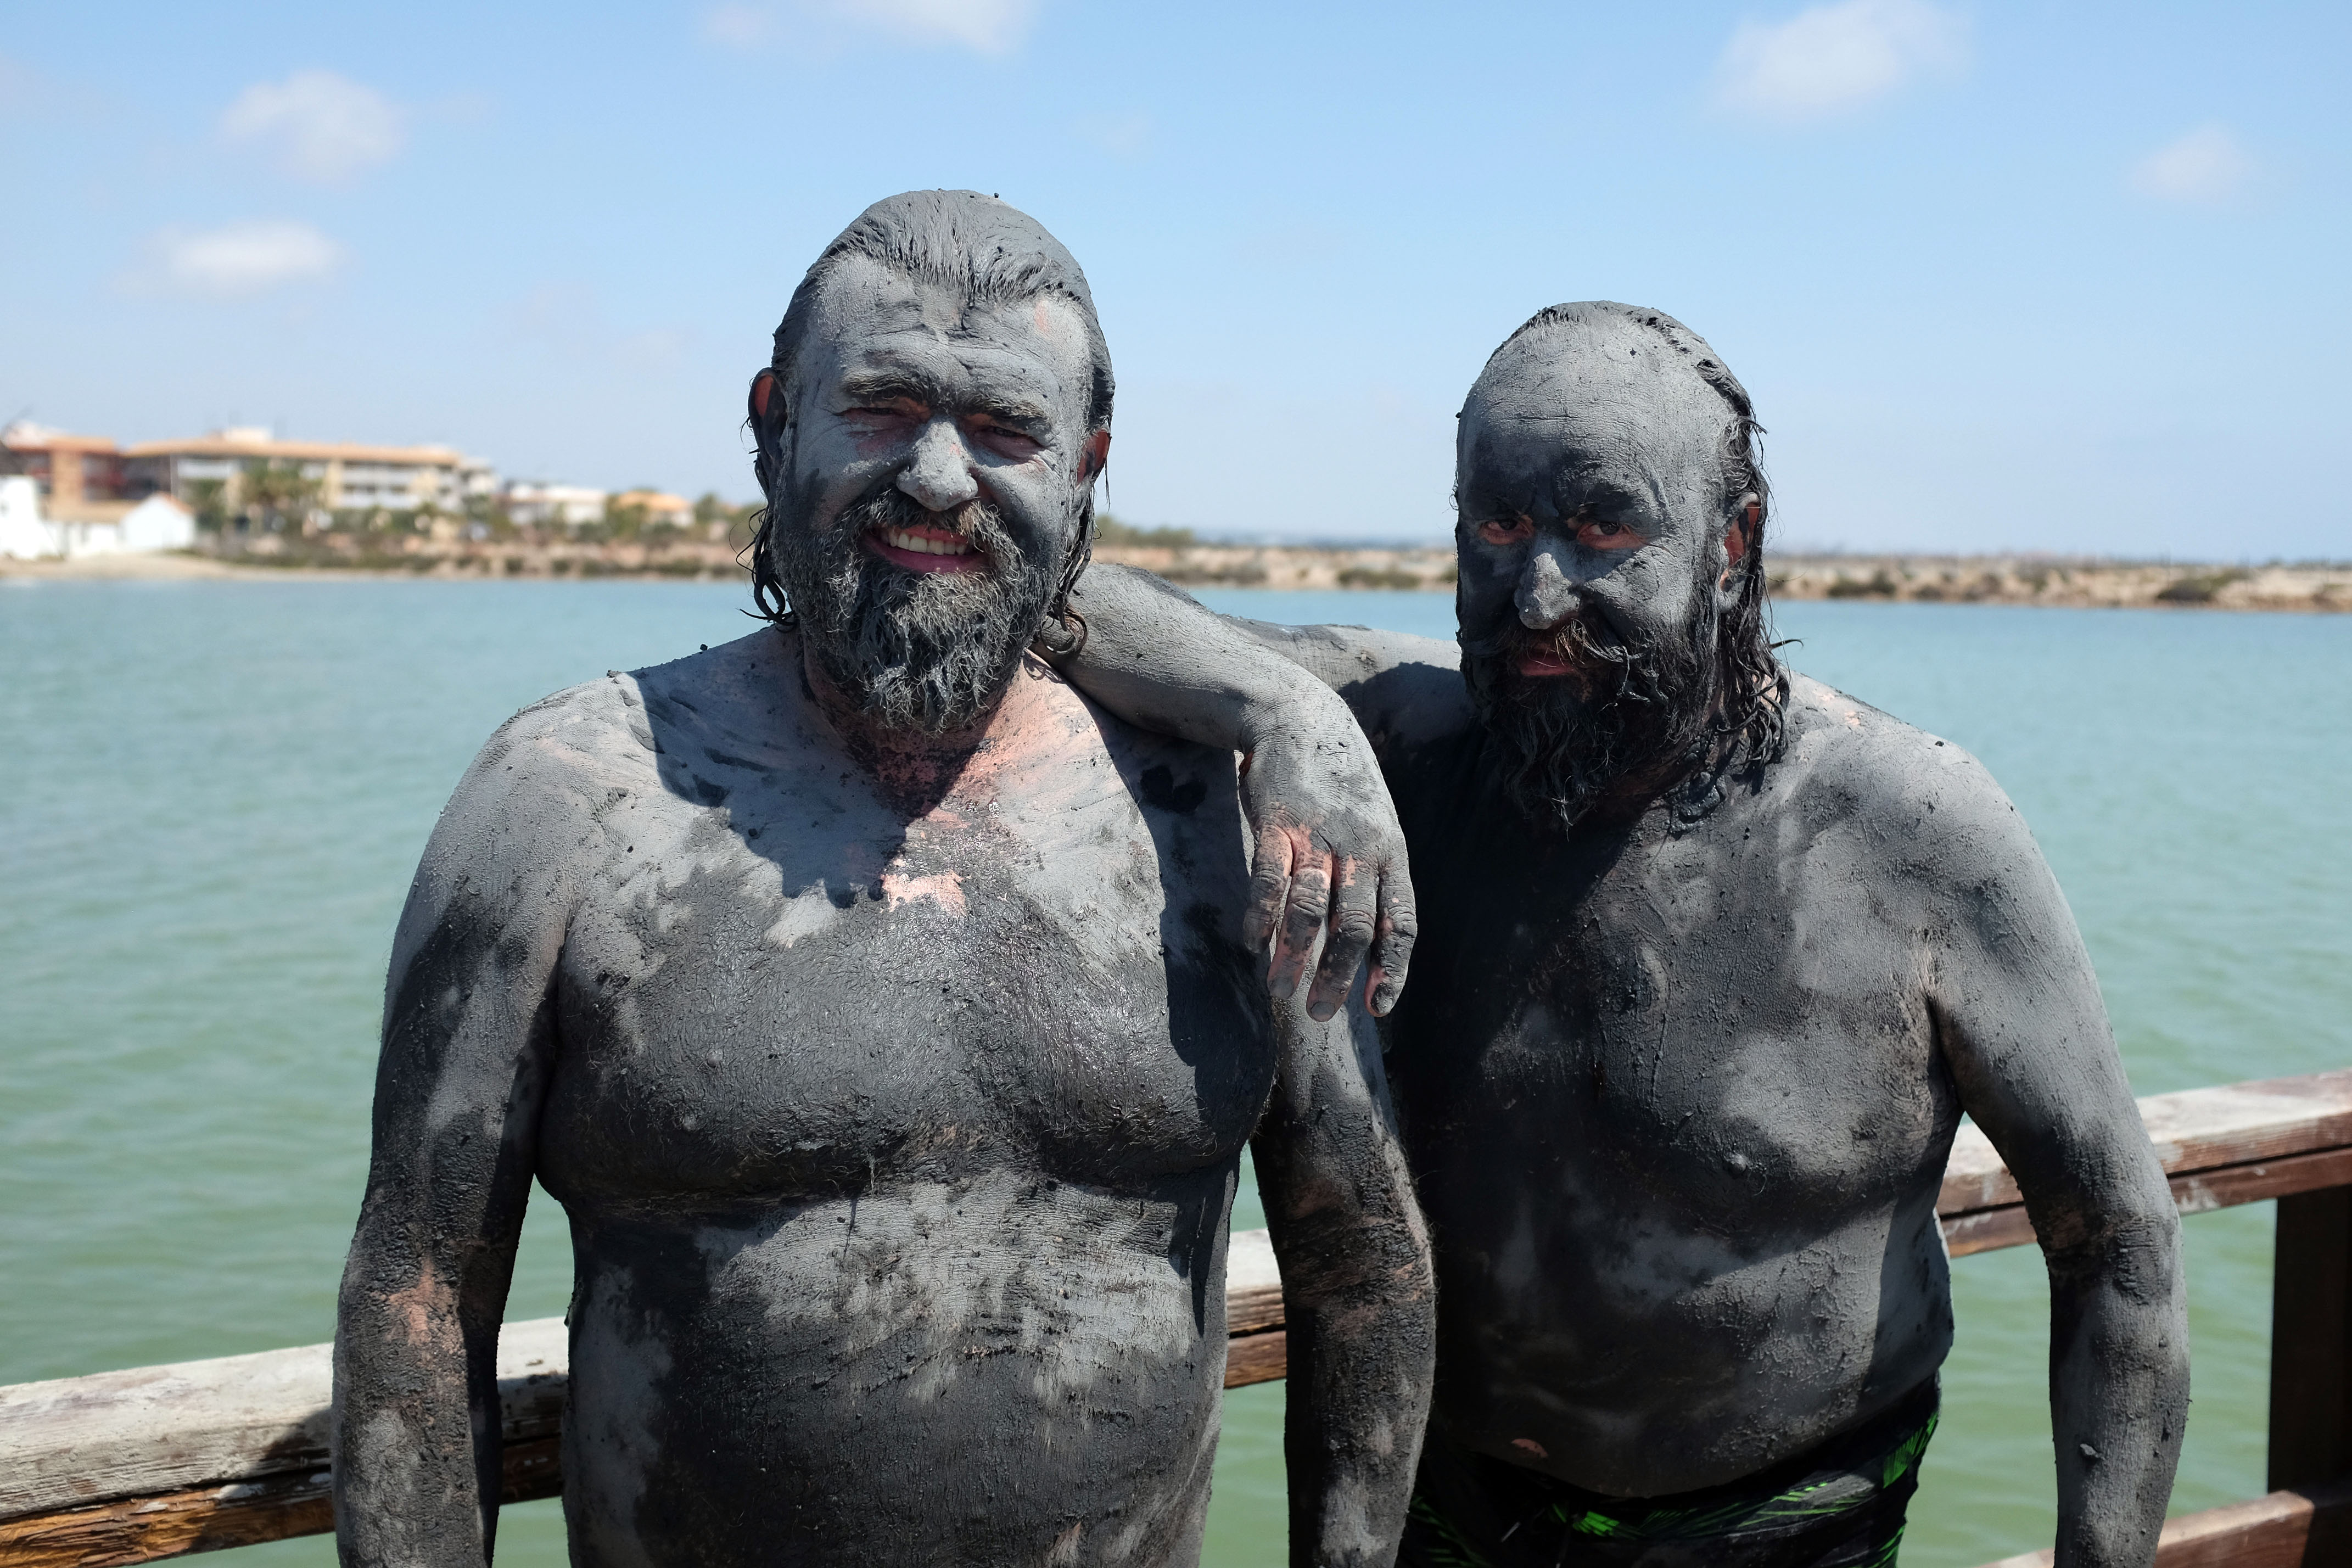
[
  {"left": 1057, "top": 303, "right": 2189, "bottom": 1567},
  {"left": 331, "top": 191, "right": 1433, "bottom": 1567}
]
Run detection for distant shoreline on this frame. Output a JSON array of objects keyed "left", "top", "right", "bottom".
[{"left": 5, "top": 543, "right": 2345, "bottom": 613}]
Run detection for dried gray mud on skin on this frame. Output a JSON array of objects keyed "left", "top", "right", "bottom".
[
  {"left": 1058, "top": 302, "right": 2187, "bottom": 1568},
  {"left": 332, "top": 191, "right": 1433, "bottom": 1568}
]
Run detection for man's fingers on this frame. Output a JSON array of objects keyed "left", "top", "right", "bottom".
[
  {"left": 1270, "top": 845, "right": 1333, "bottom": 1000},
  {"left": 1366, "top": 876, "right": 1419, "bottom": 1017},
  {"left": 1306, "top": 859, "right": 1378, "bottom": 1022},
  {"left": 1243, "top": 825, "right": 1295, "bottom": 960}
]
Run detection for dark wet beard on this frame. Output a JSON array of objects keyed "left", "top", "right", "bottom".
[
  {"left": 771, "top": 487, "right": 1061, "bottom": 734},
  {"left": 1461, "top": 587, "right": 1722, "bottom": 835}
]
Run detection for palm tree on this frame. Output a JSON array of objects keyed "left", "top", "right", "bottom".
[{"left": 239, "top": 460, "right": 323, "bottom": 534}]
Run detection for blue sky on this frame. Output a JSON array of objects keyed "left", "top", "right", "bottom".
[{"left": 2, "top": 2, "right": 2345, "bottom": 556}]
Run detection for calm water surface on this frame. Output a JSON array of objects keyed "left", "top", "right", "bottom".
[{"left": 3, "top": 580, "right": 2346, "bottom": 1567}]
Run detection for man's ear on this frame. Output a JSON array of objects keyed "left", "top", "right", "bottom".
[
  {"left": 1726, "top": 492, "right": 1759, "bottom": 565},
  {"left": 749, "top": 369, "right": 783, "bottom": 431},
  {"left": 748, "top": 369, "right": 787, "bottom": 489},
  {"left": 1719, "top": 492, "right": 1758, "bottom": 598},
  {"left": 1080, "top": 429, "right": 1111, "bottom": 483}
]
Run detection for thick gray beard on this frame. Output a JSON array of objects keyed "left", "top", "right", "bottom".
[
  {"left": 1462, "top": 578, "right": 1722, "bottom": 835},
  {"left": 772, "top": 486, "right": 1061, "bottom": 734}
]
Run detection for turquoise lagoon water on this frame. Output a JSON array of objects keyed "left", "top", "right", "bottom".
[{"left": 2, "top": 579, "right": 2347, "bottom": 1567}]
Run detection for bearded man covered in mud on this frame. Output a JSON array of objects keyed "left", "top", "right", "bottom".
[
  {"left": 1054, "top": 303, "right": 2189, "bottom": 1567},
  {"left": 332, "top": 191, "right": 1435, "bottom": 1568}
]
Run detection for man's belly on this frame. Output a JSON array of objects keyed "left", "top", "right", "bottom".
[
  {"left": 1426, "top": 1200, "right": 1955, "bottom": 1497},
  {"left": 559, "top": 1175, "right": 1231, "bottom": 1568}
]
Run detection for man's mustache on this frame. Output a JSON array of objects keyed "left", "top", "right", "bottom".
[
  {"left": 1463, "top": 605, "right": 1642, "bottom": 701},
  {"left": 840, "top": 486, "right": 1021, "bottom": 578}
]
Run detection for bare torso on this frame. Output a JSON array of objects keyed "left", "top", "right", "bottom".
[
  {"left": 402, "top": 631, "right": 1273, "bottom": 1565},
  {"left": 1054, "top": 541, "right": 2182, "bottom": 1564},
  {"left": 1382, "top": 676, "right": 1965, "bottom": 1492}
]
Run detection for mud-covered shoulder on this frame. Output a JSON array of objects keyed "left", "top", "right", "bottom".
[
  {"left": 451, "top": 670, "right": 666, "bottom": 826},
  {"left": 389, "top": 672, "right": 664, "bottom": 979},
  {"left": 1775, "top": 672, "right": 2051, "bottom": 908}
]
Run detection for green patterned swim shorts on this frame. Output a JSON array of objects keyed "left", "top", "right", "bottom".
[{"left": 1399, "top": 1381, "right": 1940, "bottom": 1568}]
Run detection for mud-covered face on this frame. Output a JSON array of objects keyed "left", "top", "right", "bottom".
[
  {"left": 1453, "top": 318, "right": 1750, "bottom": 827},
  {"left": 758, "top": 255, "right": 1107, "bottom": 732}
]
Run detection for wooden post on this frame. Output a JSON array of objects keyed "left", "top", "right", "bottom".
[{"left": 2269, "top": 1187, "right": 2352, "bottom": 1492}]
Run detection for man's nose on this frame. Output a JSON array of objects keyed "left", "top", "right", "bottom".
[
  {"left": 1516, "top": 546, "right": 1581, "bottom": 630},
  {"left": 897, "top": 418, "right": 980, "bottom": 514}
]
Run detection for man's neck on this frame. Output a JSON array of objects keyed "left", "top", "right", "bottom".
[{"left": 798, "top": 643, "right": 1020, "bottom": 816}]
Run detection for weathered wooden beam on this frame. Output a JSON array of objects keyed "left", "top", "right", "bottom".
[
  {"left": 0, "top": 1236, "right": 1290, "bottom": 1564},
  {"left": 1978, "top": 1478, "right": 2352, "bottom": 1567},
  {"left": 2270, "top": 1189, "right": 2352, "bottom": 1493},
  {"left": 1936, "top": 1067, "right": 2352, "bottom": 1256},
  {"left": 0, "top": 1438, "right": 562, "bottom": 1568},
  {"left": 0, "top": 1319, "right": 568, "bottom": 1523},
  {"left": 10, "top": 1066, "right": 2352, "bottom": 1564},
  {"left": 1224, "top": 1225, "right": 1288, "bottom": 1390}
]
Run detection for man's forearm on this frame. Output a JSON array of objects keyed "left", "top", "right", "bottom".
[
  {"left": 1057, "top": 564, "right": 1331, "bottom": 752},
  {"left": 1253, "top": 1009, "right": 1436, "bottom": 1566},
  {"left": 1057, "top": 562, "right": 1420, "bottom": 1017},
  {"left": 1275, "top": 1219, "right": 1437, "bottom": 1566},
  {"left": 2047, "top": 1216, "right": 2190, "bottom": 1568},
  {"left": 333, "top": 1236, "right": 509, "bottom": 1566}
]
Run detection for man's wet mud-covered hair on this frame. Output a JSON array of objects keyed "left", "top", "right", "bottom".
[
  {"left": 1493, "top": 301, "right": 1790, "bottom": 773},
  {"left": 746, "top": 190, "right": 1115, "bottom": 647}
]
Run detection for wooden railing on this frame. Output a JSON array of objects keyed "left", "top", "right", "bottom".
[{"left": 7, "top": 1069, "right": 2352, "bottom": 1567}]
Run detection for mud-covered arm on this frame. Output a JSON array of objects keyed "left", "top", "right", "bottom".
[
  {"left": 1251, "top": 997, "right": 1436, "bottom": 1568},
  {"left": 1057, "top": 564, "right": 1463, "bottom": 1017},
  {"left": 1062, "top": 564, "right": 1466, "bottom": 759},
  {"left": 1923, "top": 769, "right": 2187, "bottom": 1568},
  {"left": 332, "top": 730, "right": 576, "bottom": 1568}
]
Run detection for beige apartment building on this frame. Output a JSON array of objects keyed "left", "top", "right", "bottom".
[
  {"left": 120, "top": 427, "right": 496, "bottom": 514},
  {"left": 0, "top": 423, "right": 131, "bottom": 518}
]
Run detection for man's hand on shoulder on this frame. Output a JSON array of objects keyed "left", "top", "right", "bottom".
[
  {"left": 1052, "top": 564, "right": 1421, "bottom": 1019},
  {"left": 1237, "top": 688, "right": 1418, "bottom": 1021}
]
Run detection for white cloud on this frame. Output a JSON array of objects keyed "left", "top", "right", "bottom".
[
  {"left": 835, "top": 0, "right": 1035, "bottom": 52},
  {"left": 2130, "top": 124, "right": 2259, "bottom": 205},
  {"left": 130, "top": 220, "right": 345, "bottom": 298},
  {"left": 221, "top": 70, "right": 405, "bottom": 184},
  {"left": 1716, "top": 0, "right": 1967, "bottom": 122},
  {"left": 702, "top": 4, "right": 773, "bottom": 46},
  {"left": 702, "top": 0, "right": 1037, "bottom": 54}
]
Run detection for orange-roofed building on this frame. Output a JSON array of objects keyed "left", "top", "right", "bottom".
[
  {"left": 609, "top": 489, "right": 695, "bottom": 529},
  {"left": 120, "top": 427, "right": 496, "bottom": 513},
  {"left": 1, "top": 422, "right": 128, "bottom": 509}
]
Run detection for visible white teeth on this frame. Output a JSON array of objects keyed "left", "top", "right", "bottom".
[{"left": 882, "top": 527, "right": 974, "bottom": 557}]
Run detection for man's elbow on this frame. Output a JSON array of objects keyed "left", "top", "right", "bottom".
[
  {"left": 2043, "top": 1188, "right": 2183, "bottom": 1304},
  {"left": 1275, "top": 1206, "right": 1435, "bottom": 1315}
]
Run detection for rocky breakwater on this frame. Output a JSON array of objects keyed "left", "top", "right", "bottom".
[
  {"left": 1089, "top": 541, "right": 1457, "bottom": 591},
  {"left": 1769, "top": 555, "right": 2350, "bottom": 612}
]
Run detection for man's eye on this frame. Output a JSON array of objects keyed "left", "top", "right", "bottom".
[
  {"left": 971, "top": 419, "right": 1040, "bottom": 448},
  {"left": 1577, "top": 518, "right": 1643, "bottom": 548},
  {"left": 1478, "top": 517, "right": 1533, "bottom": 545}
]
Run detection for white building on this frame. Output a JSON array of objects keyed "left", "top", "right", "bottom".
[
  {"left": 122, "top": 428, "right": 496, "bottom": 514},
  {"left": 502, "top": 481, "right": 608, "bottom": 528},
  {"left": 117, "top": 494, "right": 198, "bottom": 552},
  {"left": 0, "top": 476, "right": 48, "bottom": 558},
  {"left": 0, "top": 477, "right": 195, "bottom": 559}
]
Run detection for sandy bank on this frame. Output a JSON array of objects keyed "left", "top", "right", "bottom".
[{"left": 7, "top": 544, "right": 2345, "bottom": 612}]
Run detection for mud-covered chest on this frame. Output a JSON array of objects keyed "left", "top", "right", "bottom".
[
  {"left": 1393, "top": 813, "right": 1950, "bottom": 1212},
  {"left": 535, "top": 803, "right": 1274, "bottom": 1205}
]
